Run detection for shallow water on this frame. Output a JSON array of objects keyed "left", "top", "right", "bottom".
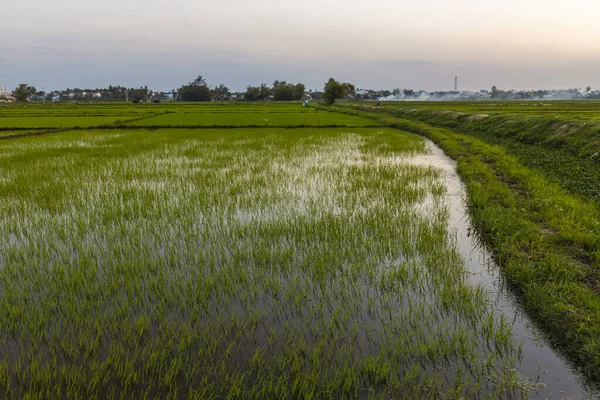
[
  {"left": 1, "top": 128, "right": 598, "bottom": 398},
  {"left": 411, "top": 140, "right": 600, "bottom": 399}
]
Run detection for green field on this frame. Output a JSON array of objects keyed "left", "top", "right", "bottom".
[
  {"left": 129, "top": 111, "right": 373, "bottom": 127},
  {"left": 1, "top": 102, "right": 599, "bottom": 398},
  {"left": 0, "top": 116, "right": 135, "bottom": 129},
  {"left": 0, "top": 104, "right": 373, "bottom": 129}
]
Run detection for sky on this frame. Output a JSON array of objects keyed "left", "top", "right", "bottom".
[{"left": 1, "top": 0, "right": 600, "bottom": 92}]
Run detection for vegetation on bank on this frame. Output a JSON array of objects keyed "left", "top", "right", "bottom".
[
  {"left": 326, "top": 104, "right": 600, "bottom": 383},
  {"left": 366, "top": 104, "right": 600, "bottom": 205}
]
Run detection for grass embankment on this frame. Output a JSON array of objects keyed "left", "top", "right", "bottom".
[
  {"left": 365, "top": 105, "right": 600, "bottom": 204},
  {"left": 369, "top": 100, "right": 600, "bottom": 121},
  {"left": 0, "top": 127, "right": 534, "bottom": 398},
  {"left": 325, "top": 104, "right": 600, "bottom": 383}
]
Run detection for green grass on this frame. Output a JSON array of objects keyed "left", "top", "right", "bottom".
[
  {"left": 0, "top": 126, "right": 534, "bottom": 398},
  {"left": 0, "top": 104, "right": 375, "bottom": 130},
  {"left": 369, "top": 100, "right": 600, "bottom": 121},
  {"left": 0, "top": 116, "right": 134, "bottom": 129}
]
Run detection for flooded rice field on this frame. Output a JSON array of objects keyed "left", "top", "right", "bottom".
[{"left": 0, "top": 127, "right": 596, "bottom": 398}]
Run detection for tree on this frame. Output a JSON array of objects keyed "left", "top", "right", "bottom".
[
  {"left": 213, "top": 84, "right": 230, "bottom": 101},
  {"left": 272, "top": 81, "right": 306, "bottom": 101},
  {"left": 178, "top": 75, "right": 212, "bottom": 102},
  {"left": 245, "top": 84, "right": 272, "bottom": 101},
  {"left": 491, "top": 85, "right": 499, "bottom": 99},
  {"left": 13, "top": 84, "right": 37, "bottom": 102},
  {"left": 273, "top": 81, "right": 292, "bottom": 101},
  {"left": 245, "top": 86, "right": 260, "bottom": 101},
  {"left": 258, "top": 84, "right": 271, "bottom": 100},
  {"left": 132, "top": 87, "right": 148, "bottom": 102},
  {"left": 191, "top": 76, "right": 207, "bottom": 87},
  {"left": 343, "top": 82, "right": 356, "bottom": 97},
  {"left": 294, "top": 83, "right": 306, "bottom": 100},
  {"left": 323, "top": 78, "right": 353, "bottom": 105}
]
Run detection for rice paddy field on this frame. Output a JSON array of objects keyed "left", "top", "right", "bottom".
[
  {"left": 0, "top": 102, "right": 599, "bottom": 399},
  {"left": 0, "top": 103, "right": 374, "bottom": 130}
]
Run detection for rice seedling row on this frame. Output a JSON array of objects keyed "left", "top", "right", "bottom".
[{"left": 0, "top": 126, "right": 538, "bottom": 398}]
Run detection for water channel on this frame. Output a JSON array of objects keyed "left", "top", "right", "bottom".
[{"left": 410, "top": 139, "right": 599, "bottom": 399}]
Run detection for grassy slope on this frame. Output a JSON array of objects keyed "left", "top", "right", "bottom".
[
  {"left": 324, "top": 105, "right": 600, "bottom": 383},
  {"left": 365, "top": 105, "right": 600, "bottom": 204}
]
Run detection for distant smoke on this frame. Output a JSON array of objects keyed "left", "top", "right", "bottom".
[{"left": 378, "top": 89, "right": 598, "bottom": 102}]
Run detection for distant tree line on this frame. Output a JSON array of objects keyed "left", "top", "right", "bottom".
[
  {"left": 177, "top": 76, "right": 232, "bottom": 102},
  {"left": 11, "top": 76, "right": 599, "bottom": 104},
  {"left": 176, "top": 76, "right": 313, "bottom": 102}
]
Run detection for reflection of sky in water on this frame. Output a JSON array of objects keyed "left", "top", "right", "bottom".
[{"left": 0, "top": 130, "right": 598, "bottom": 397}]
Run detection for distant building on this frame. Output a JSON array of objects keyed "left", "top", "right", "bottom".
[
  {"left": 160, "top": 92, "right": 174, "bottom": 101},
  {"left": 0, "top": 92, "right": 15, "bottom": 103}
]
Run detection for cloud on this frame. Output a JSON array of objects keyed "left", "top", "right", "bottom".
[
  {"left": 378, "top": 60, "right": 438, "bottom": 67},
  {"left": 28, "top": 45, "right": 92, "bottom": 59},
  {"left": 30, "top": 46, "right": 55, "bottom": 54}
]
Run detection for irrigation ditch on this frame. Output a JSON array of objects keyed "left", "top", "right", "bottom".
[{"left": 411, "top": 139, "right": 599, "bottom": 398}]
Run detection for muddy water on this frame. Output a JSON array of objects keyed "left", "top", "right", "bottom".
[{"left": 410, "top": 140, "right": 600, "bottom": 399}]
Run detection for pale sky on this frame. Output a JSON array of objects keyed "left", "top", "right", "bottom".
[{"left": 2, "top": 0, "right": 599, "bottom": 92}]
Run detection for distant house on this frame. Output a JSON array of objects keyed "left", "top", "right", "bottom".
[
  {"left": 0, "top": 93, "right": 15, "bottom": 103},
  {"left": 160, "top": 92, "right": 174, "bottom": 101}
]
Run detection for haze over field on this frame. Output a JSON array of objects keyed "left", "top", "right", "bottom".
[{"left": 2, "top": 0, "right": 599, "bottom": 91}]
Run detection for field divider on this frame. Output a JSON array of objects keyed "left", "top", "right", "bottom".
[
  {"left": 0, "top": 128, "right": 76, "bottom": 140},
  {"left": 114, "top": 110, "right": 175, "bottom": 125},
  {"left": 95, "top": 123, "right": 383, "bottom": 130},
  {"left": 0, "top": 124, "right": 383, "bottom": 139}
]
